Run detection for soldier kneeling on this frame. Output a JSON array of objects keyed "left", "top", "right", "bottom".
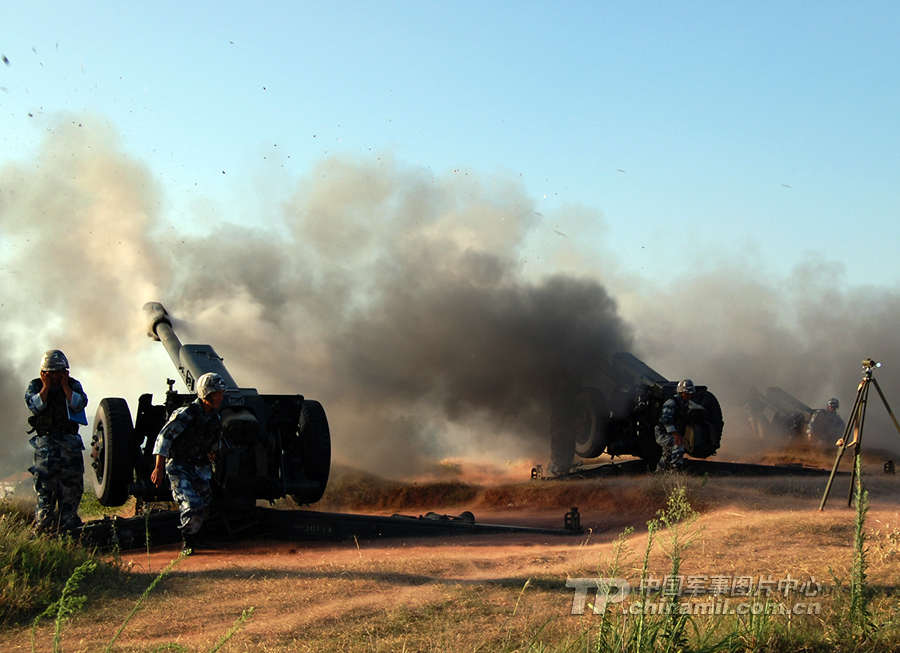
[
  {"left": 655, "top": 379, "right": 694, "bottom": 471},
  {"left": 808, "top": 397, "right": 844, "bottom": 446}
]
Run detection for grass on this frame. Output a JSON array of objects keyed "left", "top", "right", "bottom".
[
  {"left": 3, "top": 470, "right": 900, "bottom": 651},
  {"left": 79, "top": 488, "right": 137, "bottom": 518},
  {"left": 30, "top": 559, "right": 97, "bottom": 653},
  {"left": 0, "top": 498, "right": 124, "bottom": 625},
  {"left": 524, "top": 474, "right": 899, "bottom": 653}
]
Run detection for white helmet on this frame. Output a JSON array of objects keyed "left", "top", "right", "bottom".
[{"left": 196, "top": 372, "right": 227, "bottom": 399}]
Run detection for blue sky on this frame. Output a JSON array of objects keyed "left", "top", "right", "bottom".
[{"left": 2, "top": 1, "right": 899, "bottom": 284}]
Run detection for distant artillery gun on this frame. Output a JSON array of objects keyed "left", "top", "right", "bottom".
[
  {"left": 743, "top": 386, "right": 817, "bottom": 444},
  {"left": 88, "top": 302, "right": 331, "bottom": 518},
  {"left": 550, "top": 352, "right": 724, "bottom": 472}
]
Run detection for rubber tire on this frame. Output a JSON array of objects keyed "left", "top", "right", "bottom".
[
  {"left": 685, "top": 390, "right": 724, "bottom": 458},
  {"left": 573, "top": 388, "right": 609, "bottom": 458},
  {"left": 91, "top": 398, "right": 134, "bottom": 506},
  {"left": 291, "top": 399, "right": 331, "bottom": 505}
]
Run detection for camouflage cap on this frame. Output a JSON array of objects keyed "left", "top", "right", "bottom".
[
  {"left": 827, "top": 397, "right": 839, "bottom": 409},
  {"left": 676, "top": 379, "right": 695, "bottom": 395},
  {"left": 40, "top": 349, "right": 69, "bottom": 371},
  {"left": 196, "top": 372, "right": 227, "bottom": 399}
]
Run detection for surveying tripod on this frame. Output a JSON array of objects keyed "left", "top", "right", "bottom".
[{"left": 819, "top": 358, "right": 900, "bottom": 510}]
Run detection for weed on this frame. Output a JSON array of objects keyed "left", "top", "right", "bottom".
[
  {"left": 849, "top": 453, "right": 873, "bottom": 639},
  {"left": 104, "top": 550, "right": 188, "bottom": 651},
  {"left": 656, "top": 483, "right": 700, "bottom": 652},
  {"left": 29, "top": 559, "right": 96, "bottom": 653},
  {"left": 634, "top": 518, "right": 659, "bottom": 652},
  {"left": 0, "top": 500, "right": 118, "bottom": 625},
  {"left": 209, "top": 607, "right": 256, "bottom": 653},
  {"left": 869, "top": 519, "right": 900, "bottom": 563},
  {"left": 512, "top": 579, "right": 531, "bottom": 617}
]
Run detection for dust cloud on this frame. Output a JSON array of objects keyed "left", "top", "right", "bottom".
[
  {"left": 0, "top": 121, "right": 632, "bottom": 478},
  {"left": 2, "top": 121, "right": 899, "bottom": 481},
  {"left": 619, "top": 260, "right": 900, "bottom": 457},
  {"left": 0, "top": 119, "right": 168, "bottom": 479},
  {"left": 168, "top": 158, "right": 634, "bottom": 475},
  {"left": 0, "top": 351, "right": 29, "bottom": 473}
]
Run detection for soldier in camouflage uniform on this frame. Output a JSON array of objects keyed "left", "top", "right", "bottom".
[
  {"left": 24, "top": 349, "right": 88, "bottom": 533},
  {"left": 654, "top": 379, "right": 694, "bottom": 471},
  {"left": 807, "top": 397, "right": 844, "bottom": 445},
  {"left": 151, "top": 372, "right": 227, "bottom": 553}
]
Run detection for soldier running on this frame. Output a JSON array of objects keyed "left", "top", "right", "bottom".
[
  {"left": 24, "top": 349, "right": 88, "bottom": 534},
  {"left": 655, "top": 379, "right": 694, "bottom": 471},
  {"left": 150, "top": 372, "right": 227, "bottom": 553}
]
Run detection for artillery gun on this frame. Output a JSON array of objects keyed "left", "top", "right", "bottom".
[
  {"left": 550, "top": 352, "right": 724, "bottom": 472},
  {"left": 88, "top": 302, "right": 330, "bottom": 517},
  {"left": 743, "top": 386, "right": 814, "bottom": 443}
]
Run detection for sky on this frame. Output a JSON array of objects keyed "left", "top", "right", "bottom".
[
  {"left": 2, "top": 2, "right": 898, "bottom": 279},
  {"left": 1, "top": 2, "right": 900, "bottom": 479}
]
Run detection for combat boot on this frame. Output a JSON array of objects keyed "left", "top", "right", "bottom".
[
  {"left": 181, "top": 532, "right": 198, "bottom": 555},
  {"left": 60, "top": 515, "right": 83, "bottom": 535}
]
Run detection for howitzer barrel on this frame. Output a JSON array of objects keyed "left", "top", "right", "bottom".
[{"left": 143, "top": 302, "right": 239, "bottom": 393}]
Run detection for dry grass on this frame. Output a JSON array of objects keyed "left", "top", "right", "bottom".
[{"left": 3, "top": 462, "right": 899, "bottom": 652}]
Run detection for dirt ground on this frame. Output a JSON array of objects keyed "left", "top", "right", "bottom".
[{"left": 5, "top": 451, "right": 900, "bottom": 652}]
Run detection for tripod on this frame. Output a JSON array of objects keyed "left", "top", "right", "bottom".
[{"left": 819, "top": 358, "right": 900, "bottom": 510}]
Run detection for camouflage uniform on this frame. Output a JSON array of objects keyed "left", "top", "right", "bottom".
[
  {"left": 153, "top": 399, "right": 221, "bottom": 537},
  {"left": 24, "top": 377, "right": 87, "bottom": 532},
  {"left": 655, "top": 395, "right": 689, "bottom": 470},
  {"left": 807, "top": 408, "right": 845, "bottom": 445}
]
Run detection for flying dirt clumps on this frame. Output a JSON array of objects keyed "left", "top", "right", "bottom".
[
  {"left": 0, "top": 128, "right": 633, "bottom": 478},
  {"left": 171, "top": 157, "right": 634, "bottom": 475}
]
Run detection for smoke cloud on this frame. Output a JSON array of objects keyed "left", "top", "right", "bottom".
[
  {"left": 0, "top": 119, "right": 169, "bottom": 479},
  {"left": 2, "top": 120, "right": 899, "bottom": 482},
  {"left": 169, "top": 158, "right": 634, "bottom": 474},
  {"left": 0, "top": 121, "right": 632, "bottom": 477},
  {"left": 620, "top": 259, "right": 900, "bottom": 456}
]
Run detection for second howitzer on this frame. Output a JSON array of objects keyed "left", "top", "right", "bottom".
[
  {"left": 550, "top": 352, "right": 724, "bottom": 473},
  {"left": 89, "top": 302, "right": 330, "bottom": 516}
]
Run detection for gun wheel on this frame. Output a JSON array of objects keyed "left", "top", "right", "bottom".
[
  {"left": 90, "top": 398, "right": 134, "bottom": 506},
  {"left": 291, "top": 399, "right": 331, "bottom": 505},
  {"left": 574, "top": 388, "right": 609, "bottom": 458},
  {"left": 684, "top": 390, "right": 724, "bottom": 458}
]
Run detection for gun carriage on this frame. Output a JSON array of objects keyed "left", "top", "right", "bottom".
[
  {"left": 88, "top": 302, "right": 330, "bottom": 515},
  {"left": 552, "top": 352, "right": 724, "bottom": 470}
]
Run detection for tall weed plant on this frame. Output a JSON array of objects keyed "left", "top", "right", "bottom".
[
  {"left": 547, "top": 481, "right": 897, "bottom": 653},
  {"left": 849, "top": 452, "right": 873, "bottom": 639}
]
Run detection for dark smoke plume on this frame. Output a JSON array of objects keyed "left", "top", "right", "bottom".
[
  {"left": 0, "top": 123, "right": 632, "bottom": 477},
  {"left": 3, "top": 121, "right": 899, "bottom": 481},
  {"left": 168, "top": 158, "right": 633, "bottom": 474}
]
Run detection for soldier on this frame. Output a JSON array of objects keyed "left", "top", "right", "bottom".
[
  {"left": 150, "top": 372, "right": 227, "bottom": 553},
  {"left": 807, "top": 397, "right": 845, "bottom": 445},
  {"left": 655, "top": 379, "right": 694, "bottom": 471},
  {"left": 24, "top": 349, "right": 88, "bottom": 534}
]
